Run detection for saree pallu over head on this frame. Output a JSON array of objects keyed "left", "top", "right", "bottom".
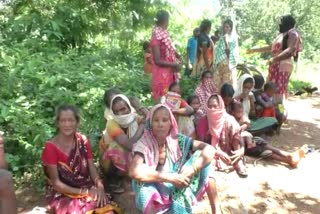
[
  {"left": 233, "top": 73, "right": 255, "bottom": 117},
  {"left": 206, "top": 94, "right": 228, "bottom": 147},
  {"left": 133, "top": 104, "right": 181, "bottom": 169}
]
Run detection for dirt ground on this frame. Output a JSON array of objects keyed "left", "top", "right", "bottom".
[{"left": 16, "top": 96, "right": 320, "bottom": 214}]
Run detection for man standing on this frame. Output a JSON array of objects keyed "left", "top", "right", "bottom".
[{"left": 186, "top": 27, "right": 200, "bottom": 76}]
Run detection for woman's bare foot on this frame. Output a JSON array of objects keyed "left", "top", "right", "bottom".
[{"left": 289, "top": 147, "right": 306, "bottom": 168}]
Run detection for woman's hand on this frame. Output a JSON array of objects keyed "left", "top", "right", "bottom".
[
  {"left": 217, "top": 150, "right": 231, "bottom": 165},
  {"left": 180, "top": 167, "right": 195, "bottom": 180},
  {"left": 230, "top": 148, "right": 245, "bottom": 165},
  {"left": 96, "top": 183, "right": 108, "bottom": 207},
  {"left": 168, "top": 173, "right": 190, "bottom": 189},
  {"left": 173, "top": 63, "right": 182, "bottom": 71},
  {"left": 267, "top": 57, "right": 275, "bottom": 65}
]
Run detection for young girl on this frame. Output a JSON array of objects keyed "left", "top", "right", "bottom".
[
  {"left": 161, "top": 82, "right": 195, "bottom": 138},
  {"left": 143, "top": 41, "right": 152, "bottom": 74},
  {"left": 230, "top": 101, "right": 306, "bottom": 168}
]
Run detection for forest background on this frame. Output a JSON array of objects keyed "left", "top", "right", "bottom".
[{"left": 0, "top": 0, "right": 319, "bottom": 188}]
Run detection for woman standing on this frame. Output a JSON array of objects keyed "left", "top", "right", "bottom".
[
  {"left": 247, "top": 15, "right": 302, "bottom": 107},
  {"left": 129, "top": 104, "right": 221, "bottom": 214},
  {"left": 214, "top": 19, "right": 239, "bottom": 89},
  {"left": 41, "top": 105, "right": 121, "bottom": 214},
  {"left": 192, "top": 19, "right": 214, "bottom": 77},
  {"left": 151, "top": 10, "right": 182, "bottom": 101}
]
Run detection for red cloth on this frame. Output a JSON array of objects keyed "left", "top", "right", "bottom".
[
  {"left": 42, "top": 135, "right": 93, "bottom": 165},
  {"left": 261, "top": 106, "right": 276, "bottom": 118},
  {"left": 150, "top": 26, "right": 177, "bottom": 101}
]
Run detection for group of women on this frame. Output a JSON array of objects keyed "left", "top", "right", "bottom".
[
  {"left": 38, "top": 10, "right": 303, "bottom": 214},
  {"left": 150, "top": 10, "right": 301, "bottom": 112}
]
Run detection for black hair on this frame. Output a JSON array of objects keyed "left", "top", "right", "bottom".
[
  {"left": 201, "top": 70, "right": 213, "bottom": 80},
  {"left": 214, "top": 30, "right": 220, "bottom": 35},
  {"left": 243, "top": 77, "right": 254, "bottom": 85},
  {"left": 279, "top": 15, "right": 296, "bottom": 33},
  {"left": 103, "top": 87, "right": 121, "bottom": 108},
  {"left": 223, "top": 19, "right": 233, "bottom": 32},
  {"left": 168, "top": 82, "right": 179, "bottom": 92},
  {"left": 253, "top": 75, "right": 265, "bottom": 90},
  {"left": 193, "top": 27, "right": 200, "bottom": 34},
  {"left": 187, "top": 95, "right": 200, "bottom": 105},
  {"left": 155, "top": 10, "right": 169, "bottom": 25},
  {"left": 55, "top": 105, "right": 80, "bottom": 123},
  {"left": 208, "top": 94, "right": 219, "bottom": 104},
  {"left": 142, "top": 41, "right": 150, "bottom": 51},
  {"left": 280, "top": 15, "right": 298, "bottom": 61},
  {"left": 264, "top": 81, "right": 277, "bottom": 92},
  {"left": 230, "top": 100, "right": 243, "bottom": 112},
  {"left": 220, "top": 83, "right": 235, "bottom": 98},
  {"left": 152, "top": 106, "right": 170, "bottom": 120},
  {"left": 200, "top": 19, "right": 212, "bottom": 33}
]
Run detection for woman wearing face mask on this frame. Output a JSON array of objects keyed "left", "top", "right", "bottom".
[
  {"left": 247, "top": 15, "right": 302, "bottom": 110},
  {"left": 99, "top": 94, "right": 146, "bottom": 193}
]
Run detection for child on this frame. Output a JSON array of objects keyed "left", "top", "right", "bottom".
[
  {"left": 161, "top": 82, "right": 195, "bottom": 137},
  {"left": 143, "top": 41, "right": 152, "bottom": 74},
  {"left": 220, "top": 83, "right": 235, "bottom": 114},
  {"left": 187, "top": 95, "right": 202, "bottom": 126},
  {"left": 257, "top": 82, "right": 286, "bottom": 126},
  {"left": 230, "top": 100, "right": 306, "bottom": 168}
]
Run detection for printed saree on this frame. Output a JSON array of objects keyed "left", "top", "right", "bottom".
[{"left": 43, "top": 133, "right": 122, "bottom": 214}]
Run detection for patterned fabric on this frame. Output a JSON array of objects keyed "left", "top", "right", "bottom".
[
  {"left": 132, "top": 134, "right": 211, "bottom": 214},
  {"left": 268, "top": 28, "right": 301, "bottom": 95},
  {"left": 150, "top": 27, "right": 177, "bottom": 101},
  {"left": 161, "top": 92, "right": 195, "bottom": 137},
  {"left": 99, "top": 94, "right": 138, "bottom": 173},
  {"left": 213, "top": 58, "right": 233, "bottom": 90},
  {"left": 195, "top": 79, "right": 217, "bottom": 115},
  {"left": 192, "top": 33, "right": 214, "bottom": 77},
  {"left": 214, "top": 33, "right": 238, "bottom": 69},
  {"left": 152, "top": 26, "right": 176, "bottom": 63},
  {"left": 133, "top": 104, "right": 182, "bottom": 168},
  {"left": 42, "top": 133, "right": 121, "bottom": 214}
]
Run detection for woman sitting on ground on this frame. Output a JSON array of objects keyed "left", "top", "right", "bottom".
[
  {"left": 0, "top": 132, "right": 17, "bottom": 214},
  {"left": 195, "top": 70, "right": 218, "bottom": 142},
  {"left": 230, "top": 101, "right": 305, "bottom": 168},
  {"left": 233, "top": 74, "right": 278, "bottom": 134},
  {"left": 129, "top": 104, "right": 221, "bottom": 214},
  {"left": 41, "top": 105, "right": 121, "bottom": 214},
  {"left": 161, "top": 82, "right": 195, "bottom": 138},
  {"left": 99, "top": 94, "right": 146, "bottom": 192},
  {"left": 207, "top": 94, "right": 247, "bottom": 177}
]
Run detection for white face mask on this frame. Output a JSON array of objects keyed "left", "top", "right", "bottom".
[{"left": 113, "top": 113, "right": 135, "bottom": 128}]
